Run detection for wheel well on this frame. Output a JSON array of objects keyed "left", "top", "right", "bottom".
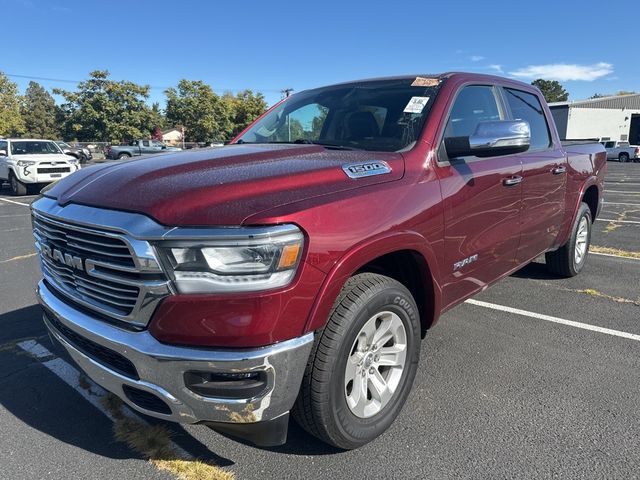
[
  {"left": 582, "top": 185, "right": 599, "bottom": 220},
  {"left": 356, "top": 250, "right": 435, "bottom": 337}
]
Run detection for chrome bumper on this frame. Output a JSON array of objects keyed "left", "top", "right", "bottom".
[{"left": 37, "top": 280, "right": 313, "bottom": 426}]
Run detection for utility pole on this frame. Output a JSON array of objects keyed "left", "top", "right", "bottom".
[{"left": 281, "top": 88, "right": 294, "bottom": 99}]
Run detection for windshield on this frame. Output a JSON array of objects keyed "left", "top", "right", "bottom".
[
  {"left": 10, "top": 141, "right": 62, "bottom": 155},
  {"left": 236, "top": 77, "right": 443, "bottom": 152},
  {"left": 57, "top": 141, "right": 71, "bottom": 148}
]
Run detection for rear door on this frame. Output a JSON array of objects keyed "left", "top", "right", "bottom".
[
  {"left": 502, "top": 87, "right": 567, "bottom": 262},
  {"left": 435, "top": 85, "right": 524, "bottom": 308}
]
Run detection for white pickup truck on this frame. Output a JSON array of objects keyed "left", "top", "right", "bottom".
[
  {"left": 599, "top": 140, "right": 640, "bottom": 162},
  {"left": 0, "top": 139, "right": 81, "bottom": 195}
]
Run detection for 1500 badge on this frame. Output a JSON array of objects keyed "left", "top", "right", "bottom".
[
  {"left": 342, "top": 161, "right": 392, "bottom": 179},
  {"left": 453, "top": 254, "right": 478, "bottom": 271}
]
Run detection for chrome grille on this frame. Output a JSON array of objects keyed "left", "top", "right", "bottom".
[{"left": 32, "top": 206, "right": 171, "bottom": 328}]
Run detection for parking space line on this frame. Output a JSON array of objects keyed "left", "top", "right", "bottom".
[
  {"left": 591, "top": 251, "right": 640, "bottom": 260},
  {"left": 0, "top": 198, "right": 30, "bottom": 207},
  {"left": 465, "top": 299, "right": 640, "bottom": 342},
  {"left": 604, "top": 201, "right": 640, "bottom": 206},
  {"left": 595, "top": 218, "right": 640, "bottom": 225}
]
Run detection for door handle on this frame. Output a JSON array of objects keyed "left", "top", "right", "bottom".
[
  {"left": 552, "top": 165, "right": 567, "bottom": 175},
  {"left": 502, "top": 175, "right": 523, "bottom": 187}
]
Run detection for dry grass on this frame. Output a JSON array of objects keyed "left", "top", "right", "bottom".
[
  {"left": 153, "top": 459, "right": 235, "bottom": 480},
  {"left": 590, "top": 245, "right": 640, "bottom": 259},
  {"left": 101, "top": 393, "right": 234, "bottom": 480},
  {"left": 574, "top": 288, "right": 639, "bottom": 306},
  {"left": 78, "top": 373, "right": 91, "bottom": 390}
]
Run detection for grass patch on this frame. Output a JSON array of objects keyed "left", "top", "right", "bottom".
[
  {"left": 590, "top": 245, "right": 640, "bottom": 259},
  {"left": 574, "top": 288, "right": 639, "bottom": 306},
  {"left": 101, "top": 393, "right": 234, "bottom": 480},
  {"left": 153, "top": 459, "right": 235, "bottom": 480}
]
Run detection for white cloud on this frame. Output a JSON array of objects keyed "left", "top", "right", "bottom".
[
  {"left": 509, "top": 62, "right": 613, "bottom": 81},
  {"left": 470, "top": 55, "right": 484, "bottom": 62},
  {"left": 488, "top": 64, "right": 504, "bottom": 73}
]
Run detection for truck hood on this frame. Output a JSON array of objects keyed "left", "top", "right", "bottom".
[{"left": 45, "top": 144, "right": 405, "bottom": 226}]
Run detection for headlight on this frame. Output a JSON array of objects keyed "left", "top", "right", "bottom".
[
  {"left": 67, "top": 157, "right": 79, "bottom": 164},
  {"left": 156, "top": 225, "right": 304, "bottom": 293},
  {"left": 17, "top": 160, "right": 36, "bottom": 167}
]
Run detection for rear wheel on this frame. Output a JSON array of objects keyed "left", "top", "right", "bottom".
[
  {"left": 619, "top": 153, "right": 629, "bottom": 162},
  {"left": 117, "top": 153, "right": 131, "bottom": 160},
  {"left": 292, "top": 273, "right": 421, "bottom": 449},
  {"left": 545, "top": 202, "right": 592, "bottom": 277},
  {"left": 9, "top": 172, "right": 27, "bottom": 196}
]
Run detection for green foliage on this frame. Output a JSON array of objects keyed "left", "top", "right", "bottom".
[
  {"left": 54, "top": 70, "right": 154, "bottom": 142},
  {"left": 531, "top": 79, "right": 569, "bottom": 103},
  {"left": 224, "top": 90, "right": 268, "bottom": 138},
  {"left": 0, "top": 72, "right": 25, "bottom": 137},
  {"left": 165, "top": 80, "right": 231, "bottom": 142},
  {"left": 21, "top": 81, "right": 59, "bottom": 138}
]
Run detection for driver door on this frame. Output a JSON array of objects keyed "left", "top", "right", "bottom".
[{"left": 435, "top": 85, "right": 524, "bottom": 309}]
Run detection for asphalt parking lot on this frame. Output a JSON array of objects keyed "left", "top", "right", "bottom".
[{"left": 1, "top": 162, "right": 639, "bottom": 480}]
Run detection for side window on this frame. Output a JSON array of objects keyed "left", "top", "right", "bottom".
[
  {"left": 444, "top": 85, "right": 501, "bottom": 138},
  {"left": 142, "top": 140, "right": 150, "bottom": 147},
  {"left": 0, "top": 141, "right": 7, "bottom": 155},
  {"left": 605, "top": 141, "right": 615, "bottom": 149},
  {"left": 504, "top": 88, "right": 551, "bottom": 150}
]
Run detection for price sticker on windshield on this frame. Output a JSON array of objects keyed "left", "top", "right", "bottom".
[{"left": 403, "top": 96, "right": 430, "bottom": 114}]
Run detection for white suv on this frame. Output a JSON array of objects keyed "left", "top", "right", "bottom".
[{"left": 0, "top": 139, "right": 81, "bottom": 195}]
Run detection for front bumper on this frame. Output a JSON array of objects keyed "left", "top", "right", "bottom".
[
  {"left": 15, "top": 164, "right": 79, "bottom": 184},
  {"left": 37, "top": 280, "right": 313, "bottom": 444}
]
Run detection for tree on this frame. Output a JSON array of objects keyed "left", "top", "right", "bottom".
[
  {"left": 21, "top": 81, "right": 58, "bottom": 138},
  {"left": 531, "top": 79, "right": 569, "bottom": 103},
  {"left": 54, "top": 70, "right": 153, "bottom": 142},
  {"left": 165, "top": 80, "right": 232, "bottom": 142},
  {"left": 590, "top": 90, "right": 637, "bottom": 99},
  {"left": 149, "top": 102, "right": 166, "bottom": 132},
  {"left": 0, "top": 72, "right": 25, "bottom": 137},
  {"left": 152, "top": 126, "right": 163, "bottom": 140},
  {"left": 223, "top": 90, "right": 268, "bottom": 138}
]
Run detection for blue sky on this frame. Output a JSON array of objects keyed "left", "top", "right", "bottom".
[{"left": 1, "top": 0, "right": 636, "bottom": 106}]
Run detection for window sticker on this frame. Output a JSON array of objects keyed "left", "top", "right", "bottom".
[
  {"left": 411, "top": 77, "right": 440, "bottom": 87},
  {"left": 404, "top": 96, "right": 430, "bottom": 114}
]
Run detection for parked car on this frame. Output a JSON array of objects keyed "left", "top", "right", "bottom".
[
  {"left": 55, "top": 141, "right": 93, "bottom": 163},
  {"left": 599, "top": 140, "right": 640, "bottom": 162},
  {"left": 105, "top": 139, "right": 182, "bottom": 160},
  {"left": 0, "top": 138, "right": 81, "bottom": 195},
  {"left": 32, "top": 73, "right": 606, "bottom": 449}
]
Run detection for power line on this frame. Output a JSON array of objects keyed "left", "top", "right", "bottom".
[{"left": 4, "top": 72, "right": 284, "bottom": 94}]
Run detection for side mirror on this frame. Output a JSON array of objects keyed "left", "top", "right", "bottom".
[
  {"left": 445, "top": 120, "right": 530, "bottom": 159},
  {"left": 0, "top": 149, "right": 6, "bottom": 157}
]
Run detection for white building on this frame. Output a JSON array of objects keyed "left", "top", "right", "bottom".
[
  {"left": 161, "top": 127, "right": 184, "bottom": 146},
  {"left": 549, "top": 94, "right": 640, "bottom": 143}
]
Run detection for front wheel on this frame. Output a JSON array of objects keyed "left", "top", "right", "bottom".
[
  {"left": 292, "top": 273, "right": 421, "bottom": 449},
  {"left": 9, "top": 172, "right": 28, "bottom": 196},
  {"left": 545, "top": 202, "right": 592, "bottom": 277}
]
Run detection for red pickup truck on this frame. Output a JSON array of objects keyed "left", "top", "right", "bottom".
[{"left": 32, "top": 73, "right": 606, "bottom": 449}]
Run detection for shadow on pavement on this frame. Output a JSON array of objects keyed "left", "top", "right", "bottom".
[
  {"left": 510, "top": 260, "right": 563, "bottom": 281},
  {"left": 0, "top": 304, "right": 234, "bottom": 467}
]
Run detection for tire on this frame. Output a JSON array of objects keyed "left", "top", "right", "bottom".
[
  {"left": 545, "top": 202, "right": 592, "bottom": 277},
  {"left": 619, "top": 153, "right": 629, "bottom": 163},
  {"left": 292, "top": 273, "right": 421, "bottom": 449},
  {"left": 9, "top": 172, "right": 28, "bottom": 196},
  {"left": 117, "top": 153, "right": 131, "bottom": 160}
]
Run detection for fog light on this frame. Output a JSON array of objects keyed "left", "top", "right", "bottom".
[{"left": 184, "top": 370, "right": 267, "bottom": 399}]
